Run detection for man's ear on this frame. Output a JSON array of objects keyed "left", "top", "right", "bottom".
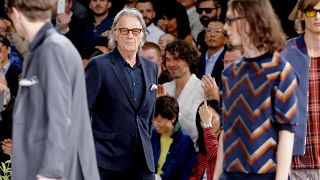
[
  {"left": 107, "top": 1, "right": 112, "bottom": 9},
  {"left": 9, "top": 7, "right": 20, "bottom": 20},
  {"left": 171, "top": 116, "right": 177, "bottom": 124}
]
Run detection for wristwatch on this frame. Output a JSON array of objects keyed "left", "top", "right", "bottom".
[{"left": 202, "top": 121, "right": 212, "bottom": 128}]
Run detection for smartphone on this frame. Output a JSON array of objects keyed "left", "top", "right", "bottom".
[{"left": 57, "top": 0, "right": 66, "bottom": 14}]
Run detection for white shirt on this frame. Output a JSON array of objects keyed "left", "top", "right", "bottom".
[
  {"left": 205, "top": 48, "right": 224, "bottom": 75},
  {"left": 163, "top": 74, "right": 205, "bottom": 148},
  {"left": 146, "top": 23, "right": 165, "bottom": 44}
]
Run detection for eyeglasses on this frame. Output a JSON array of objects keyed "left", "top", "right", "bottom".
[
  {"left": 304, "top": 9, "right": 320, "bottom": 17},
  {"left": 196, "top": 7, "right": 217, "bottom": 14},
  {"left": 116, "top": 28, "right": 143, "bottom": 36},
  {"left": 205, "top": 27, "right": 225, "bottom": 35},
  {"left": 225, "top": 16, "right": 246, "bottom": 26}
]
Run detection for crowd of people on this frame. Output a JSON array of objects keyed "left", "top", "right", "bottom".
[{"left": 0, "top": 0, "right": 319, "bottom": 179}]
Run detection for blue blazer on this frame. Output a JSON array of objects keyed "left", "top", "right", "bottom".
[
  {"left": 281, "top": 34, "right": 308, "bottom": 156},
  {"left": 196, "top": 47, "right": 226, "bottom": 87},
  {"left": 151, "top": 127, "right": 196, "bottom": 180},
  {"left": 85, "top": 48, "right": 158, "bottom": 172}
]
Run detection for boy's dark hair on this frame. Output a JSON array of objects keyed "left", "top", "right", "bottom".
[{"left": 155, "top": 96, "right": 179, "bottom": 126}]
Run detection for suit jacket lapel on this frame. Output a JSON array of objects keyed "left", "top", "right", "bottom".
[{"left": 110, "top": 50, "right": 136, "bottom": 109}]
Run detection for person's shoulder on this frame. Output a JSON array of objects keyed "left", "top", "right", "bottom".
[
  {"left": 46, "top": 32, "right": 74, "bottom": 47},
  {"left": 176, "top": 128, "right": 194, "bottom": 145},
  {"left": 282, "top": 35, "right": 303, "bottom": 54},
  {"left": 190, "top": 74, "right": 202, "bottom": 85},
  {"left": 263, "top": 52, "right": 295, "bottom": 75},
  {"left": 141, "top": 56, "right": 157, "bottom": 68},
  {"left": 286, "top": 35, "right": 301, "bottom": 46},
  {"left": 162, "top": 80, "right": 175, "bottom": 89},
  {"left": 89, "top": 52, "right": 112, "bottom": 64}
]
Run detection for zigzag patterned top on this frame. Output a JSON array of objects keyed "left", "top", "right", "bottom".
[{"left": 221, "top": 52, "right": 298, "bottom": 174}]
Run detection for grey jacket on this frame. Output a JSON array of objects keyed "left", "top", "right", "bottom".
[{"left": 12, "top": 23, "right": 100, "bottom": 180}]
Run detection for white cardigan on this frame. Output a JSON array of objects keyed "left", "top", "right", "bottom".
[{"left": 163, "top": 74, "right": 205, "bottom": 145}]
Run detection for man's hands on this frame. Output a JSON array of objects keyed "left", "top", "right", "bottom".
[
  {"left": 1, "top": 138, "right": 12, "bottom": 155},
  {"left": 201, "top": 75, "right": 219, "bottom": 101},
  {"left": 199, "top": 100, "right": 213, "bottom": 127},
  {"left": 56, "top": 13, "right": 71, "bottom": 34},
  {"left": 198, "top": 101, "right": 220, "bottom": 135}
]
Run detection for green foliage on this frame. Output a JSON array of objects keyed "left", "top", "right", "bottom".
[{"left": 0, "top": 158, "right": 11, "bottom": 180}]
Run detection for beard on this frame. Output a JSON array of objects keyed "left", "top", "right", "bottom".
[
  {"left": 144, "top": 18, "right": 152, "bottom": 26},
  {"left": 200, "top": 16, "right": 217, "bottom": 27},
  {"left": 93, "top": 11, "right": 108, "bottom": 17}
]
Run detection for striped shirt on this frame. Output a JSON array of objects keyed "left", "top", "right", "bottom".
[
  {"left": 221, "top": 52, "right": 298, "bottom": 174},
  {"left": 189, "top": 128, "right": 218, "bottom": 180},
  {"left": 292, "top": 57, "right": 320, "bottom": 169}
]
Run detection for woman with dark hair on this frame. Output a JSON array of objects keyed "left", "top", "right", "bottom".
[
  {"left": 189, "top": 100, "right": 220, "bottom": 180},
  {"left": 151, "top": 96, "right": 196, "bottom": 180},
  {"left": 157, "top": 1, "right": 196, "bottom": 49}
]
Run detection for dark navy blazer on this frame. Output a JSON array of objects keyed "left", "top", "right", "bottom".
[
  {"left": 85, "top": 48, "right": 158, "bottom": 172},
  {"left": 281, "top": 34, "right": 308, "bottom": 156},
  {"left": 151, "top": 127, "right": 196, "bottom": 180},
  {"left": 196, "top": 47, "right": 226, "bottom": 87}
]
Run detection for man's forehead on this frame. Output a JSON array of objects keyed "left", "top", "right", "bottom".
[
  {"left": 136, "top": 2, "right": 153, "bottom": 9},
  {"left": 208, "top": 21, "right": 224, "bottom": 28},
  {"left": 117, "top": 16, "right": 141, "bottom": 25}
]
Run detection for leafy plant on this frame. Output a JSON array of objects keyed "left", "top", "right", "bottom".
[{"left": 0, "top": 157, "right": 11, "bottom": 180}]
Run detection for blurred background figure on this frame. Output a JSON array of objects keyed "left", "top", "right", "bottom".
[
  {"left": 158, "top": 33, "right": 176, "bottom": 56},
  {"left": 82, "top": 0, "right": 113, "bottom": 52},
  {"left": 0, "top": 18, "right": 25, "bottom": 68},
  {"left": 162, "top": 40, "right": 204, "bottom": 145},
  {"left": 189, "top": 100, "right": 220, "bottom": 180},
  {"left": 196, "top": 0, "right": 222, "bottom": 55},
  {"left": 281, "top": 0, "right": 320, "bottom": 179},
  {"left": 55, "top": 0, "right": 85, "bottom": 52},
  {"left": 139, "top": 42, "right": 172, "bottom": 84},
  {"left": 177, "top": 0, "right": 203, "bottom": 40},
  {"left": 196, "top": 20, "right": 228, "bottom": 87},
  {"left": 81, "top": 47, "right": 103, "bottom": 68},
  {"left": 152, "top": 95, "right": 196, "bottom": 180},
  {"left": 157, "top": 1, "right": 197, "bottom": 49},
  {"left": 0, "top": 36, "right": 21, "bottom": 168},
  {"left": 223, "top": 44, "right": 241, "bottom": 68},
  {"left": 135, "top": 0, "right": 164, "bottom": 43},
  {"left": 0, "top": 36, "right": 20, "bottom": 97}
]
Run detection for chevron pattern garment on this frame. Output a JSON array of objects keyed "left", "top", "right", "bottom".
[{"left": 221, "top": 52, "right": 298, "bottom": 174}]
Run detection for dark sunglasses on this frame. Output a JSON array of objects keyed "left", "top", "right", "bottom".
[
  {"left": 225, "top": 16, "right": 246, "bottom": 26},
  {"left": 196, "top": 7, "right": 217, "bottom": 14},
  {"left": 116, "top": 28, "right": 143, "bottom": 36},
  {"left": 304, "top": 8, "right": 320, "bottom": 17}
]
